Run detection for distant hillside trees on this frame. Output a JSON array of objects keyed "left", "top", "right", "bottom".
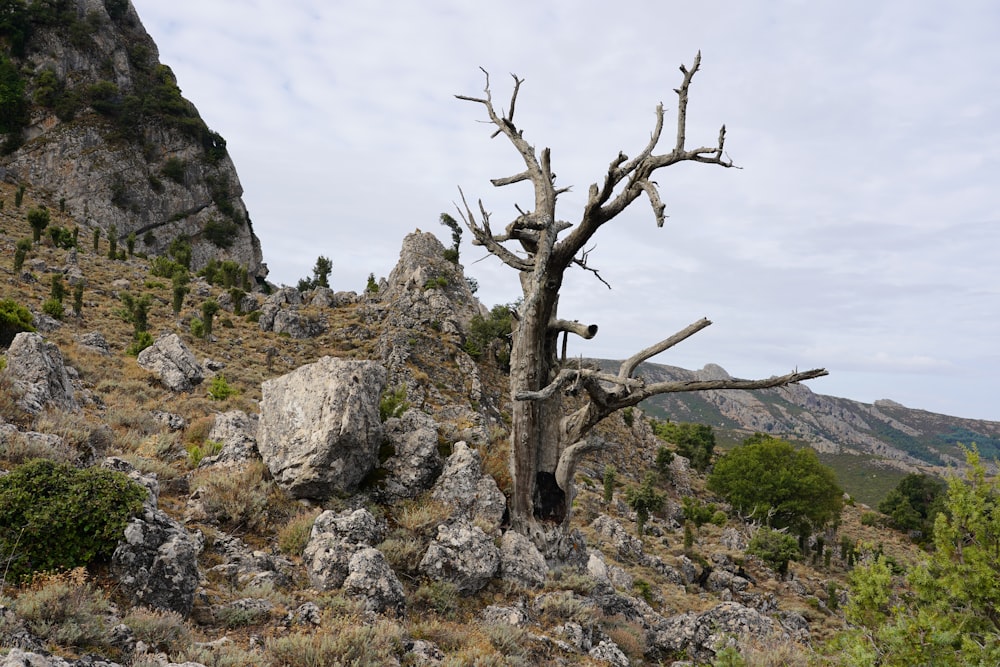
[
  {"left": 650, "top": 419, "right": 715, "bottom": 472},
  {"left": 878, "top": 472, "right": 946, "bottom": 540},
  {"left": 707, "top": 433, "right": 843, "bottom": 538},
  {"left": 297, "top": 256, "right": 332, "bottom": 292}
]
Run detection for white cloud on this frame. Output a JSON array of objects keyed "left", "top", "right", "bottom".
[{"left": 129, "top": 0, "right": 1000, "bottom": 421}]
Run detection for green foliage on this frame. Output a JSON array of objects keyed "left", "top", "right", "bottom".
[
  {"left": 681, "top": 496, "right": 718, "bottom": 528},
  {"left": 49, "top": 274, "right": 65, "bottom": 302},
  {"left": 26, "top": 206, "right": 49, "bottom": 243},
  {"left": 463, "top": 303, "right": 515, "bottom": 369},
  {"left": 297, "top": 255, "right": 332, "bottom": 291},
  {"left": 0, "top": 459, "right": 146, "bottom": 582},
  {"left": 161, "top": 157, "right": 186, "bottom": 184},
  {"left": 831, "top": 448, "right": 1000, "bottom": 665},
  {"left": 73, "top": 281, "right": 83, "bottom": 317},
  {"left": 203, "top": 218, "right": 239, "bottom": 249},
  {"left": 603, "top": 464, "right": 616, "bottom": 503},
  {"left": 149, "top": 255, "right": 185, "bottom": 278},
  {"left": 708, "top": 433, "right": 843, "bottom": 535},
  {"left": 624, "top": 472, "right": 665, "bottom": 536},
  {"left": 366, "top": 273, "right": 379, "bottom": 293},
  {"left": 207, "top": 374, "right": 238, "bottom": 401},
  {"left": 92, "top": 227, "right": 100, "bottom": 252},
  {"left": 47, "top": 225, "right": 75, "bottom": 249},
  {"left": 107, "top": 223, "right": 118, "bottom": 259},
  {"left": 186, "top": 439, "right": 223, "bottom": 467},
  {"left": 12, "top": 237, "right": 30, "bottom": 272},
  {"left": 747, "top": 526, "right": 800, "bottom": 576},
  {"left": 14, "top": 185, "right": 24, "bottom": 208},
  {"left": 878, "top": 472, "right": 947, "bottom": 539},
  {"left": 41, "top": 297, "right": 63, "bottom": 320},
  {"left": 168, "top": 235, "right": 192, "bottom": 269},
  {"left": 201, "top": 299, "right": 219, "bottom": 337},
  {"left": 126, "top": 231, "right": 135, "bottom": 257},
  {"left": 190, "top": 317, "right": 204, "bottom": 338},
  {"left": 379, "top": 385, "right": 410, "bottom": 422},
  {"left": 125, "top": 330, "right": 153, "bottom": 357},
  {"left": 423, "top": 275, "right": 448, "bottom": 290},
  {"left": 118, "top": 292, "right": 152, "bottom": 333},
  {"left": 0, "top": 55, "right": 28, "bottom": 138},
  {"left": 0, "top": 297, "right": 35, "bottom": 346},
  {"left": 440, "top": 212, "right": 462, "bottom": 263},
  {"left": 654, "top": 445, "right": 674, "bottom": 478},
  {"left": 650, "top": 419, "right": 715, "bottom": 472}
]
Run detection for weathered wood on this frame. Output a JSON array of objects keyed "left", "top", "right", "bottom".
[{"left": 456, "top": 55, "right": 825, "bottom": 546}]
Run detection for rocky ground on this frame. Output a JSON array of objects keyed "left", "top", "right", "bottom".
[{"left": 0, "top": 184, "right": 921, "bottom": 666}]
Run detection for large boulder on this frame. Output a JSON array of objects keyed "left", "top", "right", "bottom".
[
  {"left": 430, "top": 441, "right": 506, "bottom": 532},
  {"left": 380, "top": 410, "right": 444, "bottom": 500},
  {"left": 111, "top": 507, "right": 203, "bottom": 617},
  {"left": 419, "top": 519, "right": 500, "bottom": 594},
  {"left": 303, "top": 508, "right": 388, "bottom": 590},
  {"left": 343, "top": 547, "right": 406, "bottom": 616},
  {"left": 5, "top": 332, "right": 77, "bottom": 414},
  {"left": 258, "top": 357, "right": 386, "bottom": 499},
  {"left": 498, "top": 530, "right": 548, "bottom": 589},
  {"left": 136, "top": 333, "right": 204, "bottom": 392}
]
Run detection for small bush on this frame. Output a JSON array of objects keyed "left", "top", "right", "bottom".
[
  {"left": 379, "top": 385, "right": 410, "bottom": 421},
  {"left": 191, "top": 461, "right": 272, "bottom": 532},
  {"left": 126, "top": 330, "right": 154, "bottom": 356},
  {"left": 0, "top": 460, "right": 147, "bottom": 582},
  {"left": 412, "top": 580, "right": 460, "bottom": 619},
  {"left": 161, "top": 157, "right": 186, "bottom": 184},
  {"left": 27, "top": 207, "right": 49, "bottom": 243},
  {"left": 10, "top": 568, "right": 110, "bottom": 650},
  {"left": 266, "top": 621, "right": 405, "bottom": 667},
  {"left": 203, "top": 218, "right": 239, "bottom": 249},
  {"left": 186, "top": 439, "right": 223, "bottom": 467},
  {"left": 122, "top": 606, "right": 192, "bottom": 655},
  {"left": 277, "top": 509, "right": 320, "bottom": 557},
  {"left": 207, "top": 374, "right": 238, "bottom": 401},
  {"left": 47, "top": 225, "right": 75, "bottom": 249},
  {"left": 41, "top": 297, "right": 64, "bottom": 320},
  {"left": 747, "top": 526, "right": 801, "bottom": 576},
  {"left": 0, "top": 298, "right": 35, "bottom": 346}
]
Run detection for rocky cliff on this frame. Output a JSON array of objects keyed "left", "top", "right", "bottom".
[{"left": 0, "top": 0, "right": 265, "bottom": 279}]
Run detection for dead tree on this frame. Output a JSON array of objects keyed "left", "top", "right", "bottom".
[{"left": 455, "top": 54, "right": 827, "bottom": 545}]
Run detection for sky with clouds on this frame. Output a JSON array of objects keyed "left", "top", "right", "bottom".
[{"left": 129, "top": 1, "right": 1000, "bottom": 422}]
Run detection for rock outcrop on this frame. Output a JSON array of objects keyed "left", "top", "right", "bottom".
[
  {"left": 136, "top": 333, "right": 204, "bottom": 392},
  {"left": 5, "top": 332, "right": 77, "bottom": 414},
  {"left": 257, "top": 357, "right": 386, "bottom": 499},
  {"left": 0, "top": 0, "right": 265, "bottom": 280}
]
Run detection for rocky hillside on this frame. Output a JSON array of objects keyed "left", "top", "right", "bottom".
[
  {"left": 0, "top": 0, "right": 265, "bottom": 280},
  {"left": 606, "top": 361, "right": 1000, "bottom": 470}
]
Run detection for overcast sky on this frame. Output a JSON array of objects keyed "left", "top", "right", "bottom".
[{"left": 129, "top": 1, "right": 1000, "bottom": 422}]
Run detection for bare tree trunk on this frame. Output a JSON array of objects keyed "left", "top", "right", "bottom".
[{"left": 456, "top": 55, "right": 828, "bottom": 545}]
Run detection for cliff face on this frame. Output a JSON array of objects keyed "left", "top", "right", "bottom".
[{"left": 0, "top": 0, "right": 265, "bottom": 279}]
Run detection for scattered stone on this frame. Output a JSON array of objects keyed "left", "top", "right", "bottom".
[
  {"left": 303, "top": 508, "right": 388, "bottom": 590},
  {"left": 200, "top": 410, "right": 259, "bottom": 467},
  {"left": 258, "top": 357, "right": 386, "bottom": 499},
  {"left": 342, "top": 547, "right": 406, "bottom": 616},
  {"left": 151, "top": 410, "right": 186, "bottom": 431},
  {"left": 590, "top": 515, "right": 644, "bottom": 563},
  {"left": 76, "top": 331, "right": 112, "bottom": 355},
  {"left": 136, "top": 333, "right": 204, "bottom": 392},
  {"left": 480, "top": 605, "right": 530, "bottom": 627}
]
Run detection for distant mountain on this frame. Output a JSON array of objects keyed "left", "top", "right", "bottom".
[{"left": 594, "top": 360, "right": 1000, "bottom": 472}]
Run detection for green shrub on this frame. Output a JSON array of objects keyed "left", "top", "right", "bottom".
[
  {"left": 0, "top": 459, "right": 147, "bottom": 582},
  {"left": 72, "top": 282, "right": 83, "bottom": 317},
  {"left": 625, "top": 472, "right": 665, "bottom": 536},
  {"left": 27, "top": 207, "right": 49, "bottom": 243},
  {"left": 12, "top": 238, "right": 31, "bottom": 272},
  {"left": 462, "top": 303, "right": 515, "bottom": 368},
  {"left": 186, "top": 439, "right": 223, "bottom": 468},
  {"left": 9, "top": 568, "right": 111, "bottom": 650},
  {"left": 47, "top": 225, "right": 75, "bottom": 249},
  {"left": 747, "top": 526, "right": 800, "bottom": 576},
  {"left": 201, "top": 299, "right": 219, "bottom": 337},
  {"left": 122, "top": 606, "right": 192, "bottom": 655},
  {"left": 41, "top": 297, "right": 64, "bottom": 320},
  {"left": 161, "top": 157, "right": 186, "bottom": 184},
  {"left": 207, "top": 374, "right": 238, "bottom": 401},
  {"left": 423, "top": 275, "right": 448, "bottom": 290},
  {"left": 379, "top": 385, "right": 410, "bottom": 421},
  {"left": 190, "top": 317, "right": 204, "bottom": 338},
  {"left": 366, "top": 273, "right": 379, "bottom": 293},
  {"left": 203, "top": 218, "right": 239, "bottom": 249},
  {"left": 277, "top": 510, "right": 319, "bottom": 557},
  {"left": 125, "top": 330, "right": 154, "bottom": 356},
  {"left": 650, "top": 419, "right": 716, "bottom": 472},
  {"left": 0, "top": 298, "right": 35, "bottom": 347},
  {"left": 603, "top": 464, "right": 616, "bottom": 503}
]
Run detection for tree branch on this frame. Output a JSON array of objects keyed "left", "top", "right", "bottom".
[
  {"left": 618, "top": 317, "right": 712, "bottom": 380},
  {"left": 550, "top": 319, "right": 598, "bottom": 339}
]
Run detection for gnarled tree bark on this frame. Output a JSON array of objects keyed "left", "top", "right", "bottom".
[{"left": 455, "top": 54, "right": 827, "bottom": 543}]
